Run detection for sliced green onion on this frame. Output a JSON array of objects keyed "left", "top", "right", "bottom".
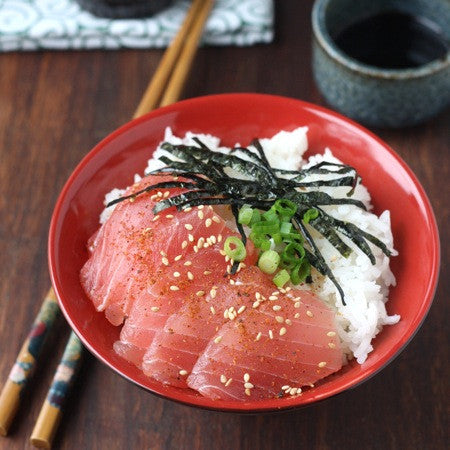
[
  {"left": 290, "top": 260, "right": 310, "bottom": 284},
  {"left": 273, "top": 269, "right": 290, "bottom": 288},
  {"left": 273, "top": 199, "right": 297, "bottom": 218},
  {"left": 281, "top": 242, "right": 305, "bottom": 264},
  {"left": 280, "top": 222, "right": 293, "bottom": 234},
  {"left": 303, "top": 208, "right": 319, "bottom": 224},
  {"left": 271, "top": 232, "right": 283, "bottom": 245},
  {"left": 258, "top": 250, "right": 280, "bottom": 274},
  {"left": 260, "top": 240, "right": 272, "bottom": 251},
  {"left": 238, "top": 205, "right": 253, "bottom": 225},
  {"left": 249, "top": 209, "right": 261, "bottom": 225},
  {"left": 262, "top": 208, "right": 278, "bottom": 222},
  {"left": 251, "top": 219, "right": 279, "bottom": 235},
  {"left": 224, "top": 236, "right": 246, "bottom": 261}
]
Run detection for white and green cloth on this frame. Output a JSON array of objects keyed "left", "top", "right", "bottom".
[{"left": 0, "top": 0, "right": 274, "bottom": 51}]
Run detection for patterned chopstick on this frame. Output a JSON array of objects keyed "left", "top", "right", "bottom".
[
  {"left": 30, "top": 331, "right": 83, "bottom": 449},
  {"left": 0, "top": 288, "right": 60, "bottom": 436}
]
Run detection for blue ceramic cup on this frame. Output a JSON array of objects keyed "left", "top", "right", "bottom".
[{"left": 312, "top": 0, "right": 450, "bottom": 128}]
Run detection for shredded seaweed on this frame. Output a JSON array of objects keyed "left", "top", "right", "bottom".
[{"left": 107, "top": 138, "right": 393, "bottom": 305}]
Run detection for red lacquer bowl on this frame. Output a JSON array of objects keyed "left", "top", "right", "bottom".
[{"left": 48, "top": 94, "right": 439, "bottom": 412}]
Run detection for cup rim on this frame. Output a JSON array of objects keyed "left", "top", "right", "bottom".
[{"left": 312, "top": 0, "right": 450, "bottom": 80}]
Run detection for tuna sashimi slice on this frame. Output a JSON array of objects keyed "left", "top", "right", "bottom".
[
  {"left": 80, "top": 175, "right": 246, "bottom": 326},
  {"left": 141, "top": 266, "right": 342, "bottom": 394},
  {"left": 186, "top": 267, "right": 343, "bottom": 400}
]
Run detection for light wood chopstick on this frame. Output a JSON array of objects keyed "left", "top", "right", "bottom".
[
  {"left": 26, "top": 1, "right": 214, "bottom": 448},
  {"left": 133, "top": 0, "right": 213, "bottom": 117}
]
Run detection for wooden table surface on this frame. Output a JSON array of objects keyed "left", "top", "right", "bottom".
[{"left": 0, "top": 2, "right": 448, "bottom": 449}]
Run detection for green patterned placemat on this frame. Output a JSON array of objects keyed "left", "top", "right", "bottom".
[{"left": 0, "top": 0, "right": 274, "bottom": 51}]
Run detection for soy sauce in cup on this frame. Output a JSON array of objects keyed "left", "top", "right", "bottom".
[{"left": 333, "top": 11, "right": 449, "bottom": 69}]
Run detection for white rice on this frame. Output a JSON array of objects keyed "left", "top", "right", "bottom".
[{"left": 102, "top": 126, "right": 400, "bottom": 364}]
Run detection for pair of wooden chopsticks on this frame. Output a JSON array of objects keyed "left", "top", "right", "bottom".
[{"left": 0, "top": 0, "right": 213, "bottom": 447}]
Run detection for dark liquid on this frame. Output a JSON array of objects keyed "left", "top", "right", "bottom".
[{"left": 333, "top": 11, "right": 449, "bottom": 69}]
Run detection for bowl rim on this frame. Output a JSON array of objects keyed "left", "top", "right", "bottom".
[
  {"left": 48, "top": 93, "right": 440, "bottom": 412},
  {"left": 312, "top": 0, "right": 450, "bottom": 80}
]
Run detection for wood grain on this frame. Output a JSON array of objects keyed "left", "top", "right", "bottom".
[{"left": 0, "top": 1, "right": 448, "bottom": 449}]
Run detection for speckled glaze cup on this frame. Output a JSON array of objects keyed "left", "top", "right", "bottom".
[{"left": 312, "top": 0, "right": 450, "bottom": 128}]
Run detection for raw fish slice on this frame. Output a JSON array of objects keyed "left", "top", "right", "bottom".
[
  {"left": 113, "top": 290, "right": 183, "bottom": 367},
  {"left": 136, "top": 230, "right": 257, "bottom": 383},
  {"left": 80, "top": 175, "right": 236, "bottom": 326},
  {"left": 80, "top": 175, "right": 186, "bottom": 324},
  {"left": 187, "top": 268, "right": 342, "bottom": 400}
]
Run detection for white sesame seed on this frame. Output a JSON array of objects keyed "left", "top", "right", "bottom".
[
  {"left": 306, "top": 310, "right": 314, "bottom": 317},
  {"left": 255, "top": 332, "right": 262, "bottom": 341},
  {"left": 220, "top": 374, "right": 227, "bottom": 384},
  {"left": 245, "top": 389, "right": 251, "bottom": 396},
  {"left": 275, "top": 316, "right": 284, "bottom": 323},
  {"left": 182, "top": 240, "right": 188, "bottom": 249},
  {"left": 225, "top": 255, "right": 230, "bottom": 262},
  {"left": 290, "top": 388, "right": 298, "bottom": 395},
  {"left": 294, "top": 313, "right": 300, "bottom": 319},
  {"left": 243, "top": 373, "right": 250, "bottom": 382},
  {"left": 179, "top": 370, "right": 188, "bottom": 376},
  {"left": 193, "top": 246, "right": 198, "bottom": 253},
  {"left": 327, "top": 331, "right": 336, "bottom": 337},
  {"left": 269, "top": 295, "right": 278, "bottom": 301},
  {"left": 174, "top": 254, "right": 182, "bottom": 261},
  {"left": 210, "top": 306, "right": 216, "bottom": 315},
  {"left": 217, "top": 234, "right": 223, "bottom": 243},
  {"left": 279, "top": 327, "right": 287, "bottom": 336},
  {"left": 162, "top": 257, "right": 169, "bottom": 266},
  {"left": 229, "top": 278, "right": 235, "bottom": 285},
  {"left": 214, "top": 336, "right": 222, "bottom": 344},
  {"left": 196, "top": 290, "right": 205, "bottom": 297},
  {"left": 169, "top": 285, "right": 179, "bottom": 291},
  {"left": 210, "top": 235, "right": 217, "bottom": 244},
  {"left": 219, "top": 250, "right": 226, "bottom": 256},
  {"left": 224, "top": 309, "right": 229, "bottom": 319},
  {"left": 166, "top": 214, "right": 174, "bottom": 219},
  {"left": 187, "top": 271, "right": 194, "bottom": 280},
  {"left": 244, "top": 382, "right": 254, "bottom": 389},
  {"left": 269, "top": 330, "right": 273, "bottom": 339},
  {"left": 281, "top": 385, "right": 290, "bottom": 391},
  {"left": 204, "top": 270, "right": 211, "bottom": 275},
  {"left": 271, "top": 291, "right": 280, "bottom": 296},
  {"left": 225, "top": 378, "right": 232, "bottom": 387},
  {"left": 198, "top": 210, "right": 204, "bottom": 219},
  {"left": 157, "top": 191, "right": 163, "bottom": 198},
  {"left": 150, "top": 194, "right": 158, "bottom": 201},
  {"left": 255, "top": 292, "right": 261, "bottom": 300},
  {"left": 285, "top": 319, "right": 292, "bottom": 326},
  {"left": 184, "top": 261, "right": 192, "bottom": 266},
  {"left": 272, "top": 305, "right": 282, "bottom": 311},
  {"left": 237, "top": 305, "right": 246, "bottom": 314},
  {"left": 210, "top": 289, "right": 217, "bottom": 298},
  {"left": 205, "top": 218, "right": 212, "bottom": 227},
  {"left": 163, "top": 191, "right": 170, "bottom": 198},
  {"left": 188, "top": 234, "right": 194, "bottom": 242},
  {"left": 318, "top": 361, "right": 327, "bottom": 368},
  {"left": 328, "top": 343, "right": 336, "bottom": 348},
  {"left": 184, "top": 207, "right": 192, "bottom": 212},
  {"left": 185, "top": 223, "right": 193, "bottom": 230},
  {"left": 151, "top": 306, "right": 160, "bottom": 312},
  {"left": 152, "top": 215, "right": 160, "bottom": 221},
  {"left": 173, "top": 271, "right": 180, "bottom": 277},
  {"left": 198, "top": 205, "right": 204, "bottom": 210},
  {"left": 294, "top": 302, "right": 301, "bottom": 308}
]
